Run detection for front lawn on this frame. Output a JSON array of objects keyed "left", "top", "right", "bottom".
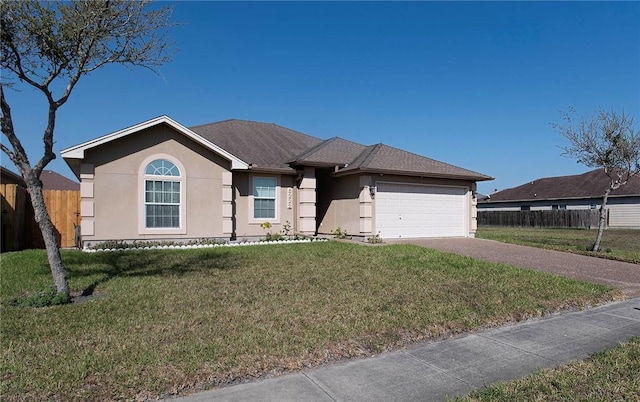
[
  {"left": 477, "top": 227, "right": 640, "bottom": 263},
  {"left": 455, "top": 337, "right": 640, "bottom": 401},
  {"left": 0, "top": 242, "right": 623, "bottom": 401}
]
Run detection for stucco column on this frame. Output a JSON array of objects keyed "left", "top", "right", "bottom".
[
  {"left": 298, "top": 167, "right": 316, "bottom": 236},
  {"left": 359, "top": 175, "right": 373, "bottom": 236},
  {"left": 79, "top": 164, "right": 95, "bottom": 239},
  {"left": 221, "top": 171, "right": 233, "bottom": 236},
  {"left": 469, "top": 183, "right": 478, "bottom": 238}
]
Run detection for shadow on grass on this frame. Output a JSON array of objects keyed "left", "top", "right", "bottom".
[{"left": 62, "top": 249, "right": 239, "bottom": 297}]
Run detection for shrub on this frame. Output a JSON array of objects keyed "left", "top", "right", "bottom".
[
  {"left": 367, "top": 232, "right": 383, "bottom": 244},
  {"left": 332, "top": 227, "right": 348, "bottom": 239},
  {"left": 13, "top": 285, "right": 71, "bottom": 308}
]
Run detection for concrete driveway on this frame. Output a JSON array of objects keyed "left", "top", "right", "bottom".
[{"left": 388, "top": 238, "right": 640, "bottom": 297}]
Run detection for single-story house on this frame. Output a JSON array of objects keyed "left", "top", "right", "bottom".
[
  {"left": 61, "top": 116, "right": 492, "bottom": 244},
  {"left": 478, "top": 169, "right": 640, "bottom": 229}
]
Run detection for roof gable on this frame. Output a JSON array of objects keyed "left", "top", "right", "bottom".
[
  {"left": 61, "top": 116, "right": 249, "bottom": 170},
  {"left": 482, "top": 169, "right": 640, "bottom": 203}
]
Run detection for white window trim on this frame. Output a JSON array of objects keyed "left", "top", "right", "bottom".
[
  {"left": 138, "top": 154, "right": 187, "bottom": 235},
  {"left": 250, "top": 175, "right": 279, "bottom": 223}
]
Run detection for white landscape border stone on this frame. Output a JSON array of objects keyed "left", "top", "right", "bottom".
[{"left": 83, "top": 238, "right": 328, "bottom": 252}]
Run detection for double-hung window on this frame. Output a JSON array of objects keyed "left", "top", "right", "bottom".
[
  {"left": 144, "top": 159, "right": 181, "bottom": 228},
  {"left": 253, "top": 177, "right": 277, "bottom": 219}
]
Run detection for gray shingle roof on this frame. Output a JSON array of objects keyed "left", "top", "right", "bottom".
[
  {"left": 190, "top": 119, "right": 491, "bottom": 180},
  {"left": 480, "top": 169, "right": 640, "bottom": 203},
  {"left": 290, "top": 137, "right": 367, "bottom": 167},
  {"left": 336, "top": 143, "right": 492, "bottom": 181},
  {"left": 40, "top": 170, "right": 80, "bottom": 191},
  {"left": 190, "top": 119, "right": 322, "bottom": 172}
]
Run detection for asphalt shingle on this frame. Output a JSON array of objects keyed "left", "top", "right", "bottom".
[
  {"left": 483, "top": 169, "right": 640, "bottom": 202},
  {"left": 190, "top": 119, "right": 492, "bottom": 180}
]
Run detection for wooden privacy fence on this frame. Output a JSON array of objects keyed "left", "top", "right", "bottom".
[
  {"left": 1, "top": 183, "right": 29, "bottom": 251},
  {"left": 1, "top": 184, "right": 80, "bottom": 251},
  {"left": 478, "top": 209, "right": 602, "bottom": 229}
]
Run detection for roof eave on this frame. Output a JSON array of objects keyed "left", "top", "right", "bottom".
[
  {"left": 332, "top": 167, "right": 493, "bottom": 181},
  {"left": 289, "top": 160, "right": 345, "bottom": 169},
  {"left": 248, "top": 166, "right": 298, "bottom": 175}
]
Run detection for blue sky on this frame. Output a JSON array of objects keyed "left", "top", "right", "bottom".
[{"left": 2, "top": 1, "right": 639, "bottom": 195}]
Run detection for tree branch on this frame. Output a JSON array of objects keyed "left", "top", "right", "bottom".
[{"left": 0, "top": 85, "right": 31, "bottom": 173}]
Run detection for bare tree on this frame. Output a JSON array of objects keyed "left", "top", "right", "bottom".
[
  {"left": 552, "top": 108, "right": 640, "bottom": 252},
  {"left": 1, "top": 0, "right": 176, "bottom": 296}
]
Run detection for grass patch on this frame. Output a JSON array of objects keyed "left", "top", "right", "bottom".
[
  {"left": 1, "top": 242, "right": 622, "bottom": 401},
  {"left": 477, "top": 227, "right": 640, "bottom": 263},
  {"left": 454, "top": 337, "right": 640, "bottom": 401}
]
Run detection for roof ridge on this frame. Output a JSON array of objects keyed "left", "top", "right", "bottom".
[
  {"left": 291, "top": 137, "right": 339, "bottom": 162},
  {"left": 354, "top": 143, "right": 383, "bottom": 168},
  {"left": 189, "top": 118, "right": 263, "bottom": 129},
  {"left": 536, "top": 168, "right": 603, "bottom": 182}
]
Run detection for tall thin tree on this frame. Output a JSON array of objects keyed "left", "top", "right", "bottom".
[
  {"left": 552, "top": 108, "right": 640, "bottom": 252},
  {"left": 1, "top": 0, "right": 177, "bottom": 296}
]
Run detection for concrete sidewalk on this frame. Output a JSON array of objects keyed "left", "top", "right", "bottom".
[{"left": 170, "top": 298, "right": 640, "bottom": 402}]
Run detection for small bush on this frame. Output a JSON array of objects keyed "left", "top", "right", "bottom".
[
  {"left": 13, "top": 285, "right": 71, "bottom": 308},
  {"left": 332, "top": 227, "right": 349, "bottom": 239},
  {"left": 367, "top": 232, "right": 383, "bottom": 244},
  {"left": 281, "top": 220, "right": 292, "bottom": 237}
]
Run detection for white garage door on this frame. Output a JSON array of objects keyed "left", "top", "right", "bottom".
[{"left": 375, "top": 183, "right": 467, "bottom": 239}]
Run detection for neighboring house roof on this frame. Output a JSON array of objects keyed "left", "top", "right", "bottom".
[
  {"left": 480, "top": 169, "right": 640, "bottom": 203},
  {"left": 40, "top": 170, "right": 80, "bottom": 191},
  {"left": 1, "top": 166, "right": 25, "bottom": 186},
  {"left": 0, "top": 167, "right": 79, "bottom": 190}
]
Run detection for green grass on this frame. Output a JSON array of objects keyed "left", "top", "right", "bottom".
[
  {"left": 1, "top": 242, "right": 623, "bottom": 401},
  {"left": 477, "top": 227, "right": 640, "bottom": 263},
  {"left": 455, "top": 337, "right": 640, "bottom": 401}
]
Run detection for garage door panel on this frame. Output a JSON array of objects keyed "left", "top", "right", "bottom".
[{"left": 375, "top": 183, "right": 466, "bottom": 239}]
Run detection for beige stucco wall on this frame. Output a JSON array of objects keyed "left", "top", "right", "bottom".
[
  {"left": 317, "top": 174, "right": 361, "bottom": 236},
  {"left": 233, "top": 172, "right": 297, "bottom": 239},
  {"left": 80, "top": 124, "right": 232, "bottom": 243}
]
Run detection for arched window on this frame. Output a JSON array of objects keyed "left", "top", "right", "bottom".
[{"left": 144, "top": 159, "right": 181, "bottom": 228}]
